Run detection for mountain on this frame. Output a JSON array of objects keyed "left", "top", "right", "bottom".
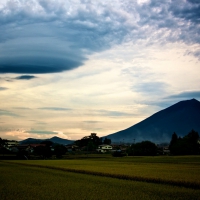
[
  {"left": 105, "top": 99, "right": 200, "bottom": 144},
  {"left": 20, "top": 138, "right": 43, "bottom": 144},
  {"left": 20, "top": 136, "right": 74, "bottom": 145},
  {"left": 49, "top": 136, "right": 74, "bottom": 145}
]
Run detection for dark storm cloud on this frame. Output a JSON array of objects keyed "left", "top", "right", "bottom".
[
  {"left": 0, "top": 0, "right": 127, "bottom": 74},
  {"left": 15, "top": 75, "right": 37, "bottom": 80},
  {"left": 0, "top": 54, "right": 84, "bottom": 74},
  {"left": 0, "top": 0, "right": 199, "bottom": 74},
  {"left": 187, "top": 0, "right": 200, "bottom": 3},
  {"left": 171, "top": 0, "right": 200, "bottom": 23},
  {"left": 131, "top": 0, "right": 200, "bottom": 50}
]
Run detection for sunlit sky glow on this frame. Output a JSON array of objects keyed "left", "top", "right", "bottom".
[{"left": 0, "top": 0, "right": 200, "bottom": 141}]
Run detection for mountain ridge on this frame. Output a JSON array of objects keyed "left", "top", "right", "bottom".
[
  {"left": 19, "top": 99, "right": 200, "bottom": 144},
  {"left": 105, "top": 99, "right": 200, "bottom": 143},
  {"left": 20, "top": 136, "right": 74, "bottom": 145}
]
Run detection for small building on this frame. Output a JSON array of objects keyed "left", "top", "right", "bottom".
[
  {"left": 65, "top": 144, "right": 80, "bottom": 152},
  {"left": 157, "top": 144, "right": 170, "bottom": 155},
  {"left": 96, "top": 144, "right": 113, "bottom": 153},
  {"left": 6, "top": 140, "right": 19, "bottom": 148},
  {"left": 163, "top": 146, "right": 170, "bottom": 155},
  {"left": 15, "top": 144, "right": 46, "bottom": 153}
]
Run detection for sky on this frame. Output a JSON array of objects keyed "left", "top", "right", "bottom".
[{"left": 0, "top": 0, "right": 200, "bottom": 141}]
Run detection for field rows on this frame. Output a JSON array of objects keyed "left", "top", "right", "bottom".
[
  {"left": 1, "top": 161, "right": 200, "bottom": 200},
  {"left": 2, "top": 156, "right": 200, "bottom": 189}
]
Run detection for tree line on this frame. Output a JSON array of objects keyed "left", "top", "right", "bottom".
[
  {"left": 74, "top": 133, "right": 111, "bottom": 151},
  {"left": 169, "top": 129, "right": 199, "bottom": 155},
  {"left": 126, "top": 130, "right": 199, "bottom": 156},
  {"left": 1, "top": 130, "right": 199, "bottom": 158}
]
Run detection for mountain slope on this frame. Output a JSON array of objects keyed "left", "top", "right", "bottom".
[
  {"left": 49, "top": 136, "right": 74, "bottom": 145},
  {"left": 105, "top": 99, "right": 200, "bottom": 143},
  {"left": 20, "top": 138, "right": 43, "bottom": 144},
  {"left": 20, "top": 136, "right": 74, "bottom": 145}
]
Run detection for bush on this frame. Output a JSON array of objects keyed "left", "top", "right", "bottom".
[
  {"left": 128, "top": 141, "right": 158, "bottom": 156},
  {"left": 112, "top": 151, "right": 126, "bottom": 157}
]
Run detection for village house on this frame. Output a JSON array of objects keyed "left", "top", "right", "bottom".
[
  {"left": 5, "top": 140, "right": 19, "bottom": 148},
  {"left": 10, "top": 144, "right": 47, "bottom": 153},
  {"left": 96, "top": 144, "right": 113, "bottom": 153},
  {"left": 65, "top": 144, "right": 80, "bottom": 152}
]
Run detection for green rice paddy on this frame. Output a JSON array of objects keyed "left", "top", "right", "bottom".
[{"left": 1, "top": 156, "right": 200, "bottom": 199}]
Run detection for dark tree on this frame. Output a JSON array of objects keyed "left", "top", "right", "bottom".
[
  {"left": 169, "top": 132, "right": 179, "bottom": 154},
  {"left": 103, "top": 137, "right": 111, "bottom": 145},
  {"left": 0, "top": 146, "right": 10, "bottom": 156},
  {"left": 34, "top": 145, "right": 52, "bottom": 159},
  {"left": 128, "top": 141, "right": 158, "bottom": 156},
  {"left": 112, "top": 151, "right": 126, "bottom": 157},
  {"left": 40, "top": 140, "right": 53, "bottom": 147},
  {"left": 169, "top": 130, "right": 200, "bottom": 155},
  {"left": 0, "top": 138, "right": 7, "bottom": 147},
  {"left": 54, "top": 144, "right": 67, "bottom": 158},
  {"left": 169, "top": 132, "right": 178, "bottom": 146},
  {"left": 0, "top": 138, "right": 3, "bottom": 145},
  {"left": 16, "top": 149, "right": 29, "bottom": 160},
  {"left": 184, "top": 129, "right": 199, "bottom": 155},
  {"left": 75, "top": 133, "right": 102, "bottom": 151},
  {"left": 185, "top": 129, "right": 199, "bottom": 143},
  {"left": 86, "top": 141, "right": 96, "bottom": 151}
]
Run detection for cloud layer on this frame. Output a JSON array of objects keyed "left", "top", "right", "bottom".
[
  {"left": 0, "top": 0, "right": 199, "bottom": 74},
  {"left": 0, "top": 0, "right": 200, "bottom": 141},
  {"left": 167, "top": 91, "right": 200, "bottom": 99},
  {"left": 15, "top": 75, "right": 37, "bottom": 80},
  {"left": 0, "top": 87, "right": 8, "bottom": 90}
]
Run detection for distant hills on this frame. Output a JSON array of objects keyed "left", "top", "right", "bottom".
[
  {"left": 20, "top": 99, "right": 200, "bottom": 145},
  {"left": 20, "top": 136, "right": 74, "bottom": 145},
  {"left": 105, "top": 99, "right": 200, "bottom": 144}
]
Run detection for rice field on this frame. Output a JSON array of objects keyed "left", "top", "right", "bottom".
[
  {"left": 1, "top": 156, "right": 200, "bottom": 199},
  {"left": 4, "top": 155, "right": 200, "bottom": 187}
]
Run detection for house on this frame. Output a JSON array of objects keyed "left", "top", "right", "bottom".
[
  {"left": 157, "top": 144, "right": 170, "bottom": 155},
  {"left": 96, "top": 144, "right": 113, "bottom": 153},
  {"left": 5, "top": 140, "right": 19, "bottom": 148},
  {"left": 14, "top": 144, "right": 46, "bottom": 153},
  {"left": 65, "top": 144, "right": 80, "bottom": 152},
  {"left": 163, "top": 146, "right": 170, "bottom": 155}
]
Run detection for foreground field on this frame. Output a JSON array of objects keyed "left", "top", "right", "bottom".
[
  {"left": 1, "top": 156, "right": 200, "bottom": 199},
  {"left": 4, "top": 155, "right": 200, "bottom": 187}
]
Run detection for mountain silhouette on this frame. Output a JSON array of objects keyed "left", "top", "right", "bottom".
[
  {"left": 20, "top": 136, "right": 74, "bottom": 145},
  {"left": 49, "top": 136, "right": 74, "bottom": 145},
  {"left": 105, "top": 99, "right": 200, "bottom": 143}
]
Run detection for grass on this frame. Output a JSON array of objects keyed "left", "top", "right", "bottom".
[
  {"left": 3, "top": 155, "right": 200, "bottom": 188},
  {"left": 1, "top": 161, "right": 200, "bottom": 200}
]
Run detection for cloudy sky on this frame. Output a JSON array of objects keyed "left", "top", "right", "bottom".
[{"left": 0, "top": 0, "right": 200, "bottom": 141}]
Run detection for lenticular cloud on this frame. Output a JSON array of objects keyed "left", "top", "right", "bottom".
[{"left": 0, "top": 0, "right": 199, "bottom": 74}]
